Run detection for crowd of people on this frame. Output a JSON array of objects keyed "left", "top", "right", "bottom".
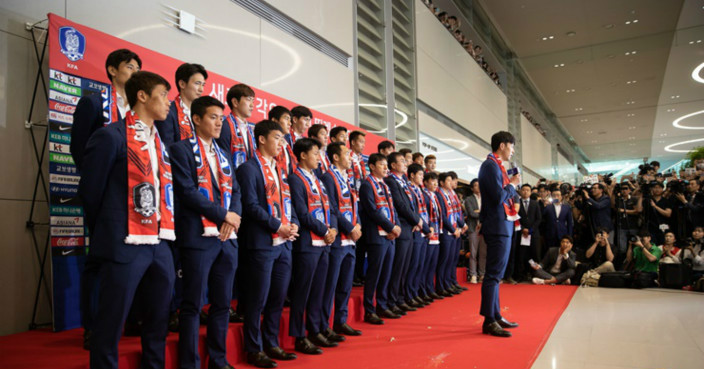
[
  {"left": 421, "top": 0, "right": 502, "bottom": 87},
  {"left": 458, "top": 161, "right": 704, "bottom": 290},
  {"left": 70, "top": 49, "right": 479, "bottom": 369}
]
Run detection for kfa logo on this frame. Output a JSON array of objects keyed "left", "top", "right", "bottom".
[{"left": 59, "top": 26, "right": 86, "bottom": 62}]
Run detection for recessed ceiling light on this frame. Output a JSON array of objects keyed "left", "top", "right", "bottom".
[
  {"left": 625, "top": 19, "right": 639, "bottom": 25},
  {"left": 580, "top": 119, "right": 589, "bottom": 122},
  {"left": 660, "top": 133, "right": 668, "bottom": 137},
  {"left": 667, "top": 108, "right": 676, "bottom": 112},
  {"left": 626, "top": 101, "right": 636, "bottom": 105},
  {"left": 575, "top": 107, "right": 583, "bottom": 111},
  {"left": 625, "top": 50, "right": 637, "bottom": 56},
  {"left": 542, "top": 35, "right": 555, "bottom": 41},
  {"left": 626, "top": 80, "right": 637, "bottom": 84},
  {"left": 627, "top": 113, "right": 635, "bottom": 117},
  {"left": 629, "top": 136, "right": 636, "bottom": 140},
  {"left": 670, "top": 95, "right": 680, "bottom": 99},
  {"left": 658, "top": 140, "right": 666, "bottom": 144},
  {"left": 628, "top": 126, "right": 636, "bottom": 130},
  {"left": 566, "top": 89, "right": 576, "bottom": 93},
  {"left": 689, "top": 40, "right": 702, "bottom": 44},
  {"left": 553, "top": 63, "right": 565, "bottom": 68},
  {"left": 586, "top": 130, "right": 593, "bottom": 134}
]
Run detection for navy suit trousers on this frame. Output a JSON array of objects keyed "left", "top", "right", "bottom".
[
  {"left": 321, "top": 245, "right": 356, "bottom": 330},
  {"left": 480, "top": 233, "right": 512, "bottom": 321},
  {"left": 289, "top": 247, "right": 330, "bottom": 337},
  {"left": 436, "top": 234, "right": 455, "bottom": 292},
  {"left": 422, "top": 243, "right": 439, "bottom": 296},
  {"left": 388, "top": 237, "right": 413, "bottom": 307},
  {"left": 179, "top": 242, "right": 237, "bottom": 369},
  {"left": 363, "top": 239, "right": 395, "bottom": 314},
  {"left": 90, "top": 242, "right": 175, "bottom": 369},
  {"left": 243, "top": 243, "right": 292, "bottom": 353},
  {"left": 405, "top": 236, "right": 426, "bottom": 299}
]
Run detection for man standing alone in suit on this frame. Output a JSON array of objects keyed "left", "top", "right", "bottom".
[
  {"left": 514, "top": 184, "right": 542, "bottom": 281},
  {"left": 543, "top": 188, "right": 574, "bottom": 250},
  {"left": 464, "top": 179, "right": 486, "bottom": 284},
  {"left": 477, "top": 131, "right": 521, "bottom": 338}
]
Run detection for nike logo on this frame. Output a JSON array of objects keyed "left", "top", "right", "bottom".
[
  {"left": 59, "top": 198, "right": 72, "bottom": 203},
  {"left": 59, "top": 126, "right": 72, "bottom": 131},
  {"left": 61, "top": 249, "right": 73, "bottom": 256}
]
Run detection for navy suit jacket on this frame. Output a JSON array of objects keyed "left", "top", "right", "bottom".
[
  {"left": 289, "top": 170, "right": 338, "bottom": 252},
  {"left": 321, "top": 171, "right": 356, "bottom": 237},
  {"left": 543, "top": 203, "right": 574, "bottom": 242},
  {"left": 436, "top": 190, "right": 458, "bottom": 236},
  {"left": 71, "top": 93, "right": 124, "bottom": 171},
  {"left": 478, "top": 157, "right": 517, "bottom": 237},
  {"left": 216, "top": 117, "right": 256, "bottom": 168},
  {"left": 155, "top": 101, "right": 181, "bottom": 145},
  {"left": 78, "top": 120, "right": 160, "bottom": 264},
  {"left": 236, "top": 157, "right": 299, "bottom": 250},
  {"left": 170, "top": 139, "right": 241, "bottom": 250},
  {"left": 359, "top": 178, "right": 399, "bottom": 244},
  {"left": 384, "top": 175, "right": 420, "bottom": 240}
]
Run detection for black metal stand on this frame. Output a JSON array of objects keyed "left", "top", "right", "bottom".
[{"left": 25, "top": 20, "right": 53, "bottom": 331}]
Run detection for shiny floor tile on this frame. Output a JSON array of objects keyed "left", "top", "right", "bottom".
[{"left": 531, "top": 287, "right": 704, "bottom": 369}]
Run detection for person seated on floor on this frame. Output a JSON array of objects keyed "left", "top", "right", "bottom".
[
  {"left": 585, "top": 228, "right": 615, "bottom": 273},
  {"left": 658, "top": 231, "right": 681, "bottom": 264},
  {"left": 676, "top": 226, "right": 704, "bottom": 283},
  {"left": 625, "top": 230, "right": 662, "bottom": 289},
  {"left": 531, "top": 235, "right": 577, "bottom": 285}
]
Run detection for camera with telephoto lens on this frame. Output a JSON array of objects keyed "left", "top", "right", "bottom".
[
  {"left": 629, "top": 235, "right": 639, "bottom": 243},
  {"left": 667, "top": 179, "right": 688, "bottom": 195},
  {"left": 638, "top": 163, "right": 653, "bottom": 176},
  {"left": 603, "top": 173, "right": 614, "bottom": 186}
]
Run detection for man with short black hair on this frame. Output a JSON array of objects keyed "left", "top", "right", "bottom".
[
  {"left": 360, "top": 154, "right": 401, "bottom": 325},
  {"left": 405, "top": 163, "right": 432, "bottom": 308},
  {"left": 477, "top": 131, "right": 521, "bottom": 338},
  {"left": 424, "top": 154, "right": 437, "bottom": 173},
  {"left": 531, "top": 236, "right": 576, "bottom": 285},
  {"left": 329, "top": 126, "right": 348, "bottom": 144},
  {"left": 349, "top": 130, "right": 368, "bottom": 286},
  {"left": 514, "top": 183, "right": 542, "bottom": 281},
  {"left": 447, "top": 171, "right": 468, "bottom": 291},
  {"left": 385, "top": 152, "right": 424, "bottom": 316},
  {"left": 218, "top": 84, "right": 257, "bottom": 169},
  {"left": 308, "top": 124, "right": 331, "bottom": 176},
  {"left": 464, "top": 179, "right": 486, "bottom": 284},
  {"left": 170, "top": 96, "right": 240, "bottom": 369},
  {"left": 647, "top": 181, "right": 673, "bottom": 245},
  {"left": 582, "top": 183, "right": 613, "bottom": 242},
  {"left": 399, "top": 148, "right": 413, "bottom": 166},
  {"left": 412, "top": 152, "right": 424, "bottom": 166},
  {"left": 288, "top": 138, "right": 339, "bottom": 354},
  {"left": 436, "top": 172, "right": 462, "bottom": 297},
  {"left": 269, "top": 105, "right": 296, "bottom": 174},
  {"left": 377, "top": 140, "right": 395, "bottom": 157},
  {"left": 421, "top": 172, "right": 443, "bottom": 301},
  {"left": 79, "top": 71, "right": 175, "bottom": 369},
  {"left": 238, "top": 120, "right": 299, "bottom": 368},
  {"left": 321, "top": 142, "right": 363, "bottom": 338},
  {"left": 156, "top": 63, "right": 207, "bottom": 144},
  {"left": 290, "top": 106, "right": 313, "bottom": 143}
]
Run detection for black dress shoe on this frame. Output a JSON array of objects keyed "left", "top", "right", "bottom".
[
  {"left": 458, "top": 285, "right": 469, "bottom": 291},
  {"left": 168, "top": 311, "right": 179, "bottom": 333},
  {"left": 334, "top": 323, "right": 362, "bottom": 336},
  {"left": 247, "top": 351, "right": 278, "bottom": 368},
  {"left": 496, "top": 317, "right": 519, "bottom": 329},
  {"left": 352, "top": 279, "right": 364, "bottom": 287},
  {"left": 309, "top": 332, "right": 338, "bottom": 347},
  {"left": 407, "top": 299, "right": 424, "bottom": 308},
  {"left": 265, "top": 346, "right": 297, "bottom": 361},
  {"left": 295, "top": 337, "right": 323, "bottom": 355},
  {"left": 399, "top": 303, "right": 417, "bottom": 312},
  {"left": 83, "top": 329, "right": 91, "bottom": 351},
  {"left": 323, "top": 328, "right": 346, "bottom": 342},
  {"left": 209, "top": 364, "right": 235, "bottom": 369},
  {"left": 363, "top": 313, "right": 384, "bottom": 325},
  {"left": 378, "top": 308, "right": 401, "bottom": 319},
  {"left": 228, "top": 307, "right": 244, "bottom": 323},
  {"left": 414, "top": 297, "right": 430, "bottom": 306},
  {"left": 439, "top": 290, "right": 453, "bottom": 297},
  {"left": 482, "top": 321, "right": 512, "bottom": 337},
  {"left": 429, "top": 292, "right": 444, "bottom": 300},
  {"left": 449, "top": 287, "right": 461, "bottom": 295},
  {"left": 422, "top": 295, "right": 434, "bottom": 303},
  {"left": 390, "top": 306, "right": 406, "bottom": 316}
]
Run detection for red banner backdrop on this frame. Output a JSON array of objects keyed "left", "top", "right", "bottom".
[{"left": 47, "top": 13, "right": 388, "bottom": 331}]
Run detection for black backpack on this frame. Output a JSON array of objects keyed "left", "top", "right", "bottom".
[{"left": 658, "top": 262, "right": 693, "bottom": 289}]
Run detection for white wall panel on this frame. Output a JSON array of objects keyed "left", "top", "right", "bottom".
[
  {"left": 557, "top": 152, "right": 578, "bottom": 183},
  {"left": 260, "top": 22, "right": 354, "bottom": 124},
  {"left": 520, "top": 116, "right": 553, "bottom": 179},
  {"left": 264, "top": 0, "right": 354, "bottom": 55},
  {"left": 415, "top": 1, "right": 507, "bottom": 142},
  {"left": 419, "top": 110, "right": 489, "bottom": 161}
]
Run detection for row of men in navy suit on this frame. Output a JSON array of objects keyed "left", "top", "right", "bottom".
[{"left": 69, "top": 49, "right": 469, "bottom": 369}]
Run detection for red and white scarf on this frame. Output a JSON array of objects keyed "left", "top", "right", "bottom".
[
  {"left": 348, "top": 151, "right": 366, "bottom": 193},
  {"left": 423, "top": 188, "right": 442, "bottom": 244},
  {"left": 254, "top": 150, "right": 291, "bottom": 245},
  {"left": 389, "top": 172, "right": 415, "bottom": 210},
  {"left": 294, "top": 167, "right": 331, "bottom": 246},
  {"left": 438, "top": 188, "right": 458, "bottom": 231},
  {"left": 101, "top": 87, "right": 119, "bottom": 125},
  {"left": 190, "top": 135, "right": 235, "bottom": 239},
  {"left": 175, "top": 95, "right": 194, "bottom": 141},
  {"left": 276, "top": 138, "right": 297, "bottom": 175},
  {"left": 318, "top": 149, "right": 331, "bottom": 174},
  {"left": 226, "top": 114, "right": 257, "bottom": 168},
  {"left": 366, "top": 175, "right": 395, "bottom": 235},
  {"left": 487, "top": 153, "right": 521, "bottom": 230},
  {"left": 411, "top": 184, "right": 429, "bottom": 237},
  {"left": 125, "top": 111, "right": 175, "bottom": 244},
  {"left": 331, "top": 165, "right": 358, "bottom": 246}
]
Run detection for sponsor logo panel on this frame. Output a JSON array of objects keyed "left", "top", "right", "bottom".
[
  {"left": 50, "top": 79, "right": 81, "bottom": 96},
  {"left": 50, "top": 142, "right": 71, "bottom": 154},
  {"left": 52, "top": 246, "right": 87, "bottom": 256},
  {"left": 50, "top": 204, "right": 83, "bottom": 216},
  {"left": 49, "top": 69, "right": 81, "bottom": 86},
  {"left": 51, "top": 216, "right": 84, "bottom": 226},
  {"left": 49, "top": 100, "right": 76, "bottom": 115},
  {"left": 50, "top": 131, "right": 72, "bottom": 144},
  {"left": 50, "top": 153, "right": 75, "bottom": 165},
  {"left": 50, "top": 194, "right": 81, "bottom": 207},
  {"left": 49, "top": 90, "right": 80, "bottom": 105},
  {"left": 49, "top": 110, "right": 73, "bottom": 124},
  {"left": 50, "top": 183, "right": 78, "bottom": 196},
  {"left": 51, "top": 227, "right": 85, "bottom": 237},
  {"left": 49, "top": 162, "right": 78, "bottom": 175}
]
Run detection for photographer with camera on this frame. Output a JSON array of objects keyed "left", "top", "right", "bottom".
[
  {"left": 676, "top": 226, "right": 704, "bottom": 284},
  {"left": 624, "top": 230, "right": 661, "bottom": 288},
  {"left": 611, "top": 181, "right": 641, "bottom": 267},
  {"left": 646, "top": 182, "right": 673, "bottom": 245},
  {"left": 585, "top": 228, "right": 615, "bottom": 273},
  {"left": 672, "top": 178, "right": 704, "bottom": 236},
  {"left": 582, "top": 183, "right": 614, "bottom": 243}
]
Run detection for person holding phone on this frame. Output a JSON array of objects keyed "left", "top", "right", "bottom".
[{"left": 585, "top": 228, "right": 615, "bottom": 273}]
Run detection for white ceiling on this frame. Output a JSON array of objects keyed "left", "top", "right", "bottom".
[{"left": 478, "top": 0, "right": 704, "bottom": 164}]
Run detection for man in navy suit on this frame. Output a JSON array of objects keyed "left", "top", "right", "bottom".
[
  {"left": 384, "top": 152, "right": 423, "bottom": 317},
  {"left": 436, "top": 172, "right": 462, "bottom": 297},
  {"left": 155, "top": 63, "right": 207, "bottom": 145},
  {"left": 320, "top": 142, "right": 363, "bottom": 338},
  {"left": 269, "top": 105, "right": 296, "bottom": 174},
  {"left": 543, "top": 188, "right": 574, "bottom": 249},
  {"left": 405, "top": 163, "right": 432, "bottom": 308},
  {"left": 70, "top": 48, "right": 141, "bottom": 350},
  {"left": 237, "top": 120, "right": 299, "bottom": 368},
  {"left": 289, "top": 105, "right": 312, "bottom": 143},
  {"left": 360, "top": 154, "right": 401, "bottom": 325},
  {"left": 170, "top": 96, "right": 241, "bottom": 369},
  {"left": 477, "top": 131, "right": 521, "bottom": 338},
  {"left": 79, "top": 71, "right": 175, "bottom": 369},
  {"left": 288, "top": 138, "right": 339, "bottom": 354}
]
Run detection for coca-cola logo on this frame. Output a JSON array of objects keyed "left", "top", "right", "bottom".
[
  {"left": 50, "top": 100, "right": 76, "bottom": 114},
  {"left": 51, "top": 237, "right": 84, "bottom": 247}
]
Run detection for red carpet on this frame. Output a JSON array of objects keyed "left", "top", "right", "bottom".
[{"left": 0, "top": 271, "right": 576, "bottom": 369}]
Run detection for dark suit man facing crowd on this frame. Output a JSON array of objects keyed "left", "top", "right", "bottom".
[
  {"left": 237, "top": 120, "right": 299, "bottom": 368},
  {"left": 543, "top": 188, "right": 574, "bottom": 250},
  {"left": 360, "top": 154, "right": 401, "bottom": 325},
  {"left": 513, "top": 184, "right": 542, "bottom": 281},
  {"left": 320, "top": 142, "right": 364, "bottom": 337},
  {"left": 79, "top": 71, "right": 176, "bottom": 369},
  {"left": 70, "top": 48, "right": 141, "bottom": 349},
  {"left": 477, "top": 131, "right": 520, "bottom": 338},
  {"left": 170, "top": 96, "right": 240, "bottom": 369},
  {"left": 385, "top": 152, "right": 424, "bottom": 317}
]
